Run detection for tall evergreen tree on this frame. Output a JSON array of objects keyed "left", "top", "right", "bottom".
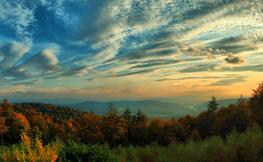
[{"left": 207, "top": 96, "right": 218, "bottom": 112}]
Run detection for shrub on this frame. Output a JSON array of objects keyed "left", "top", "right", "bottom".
[{"left": 58, "top": 140, "right": 120, "bottom": 162}]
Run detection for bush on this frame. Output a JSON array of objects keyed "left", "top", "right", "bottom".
[{"left": 58, "top": 140, "right": 120, "bottom": 162}]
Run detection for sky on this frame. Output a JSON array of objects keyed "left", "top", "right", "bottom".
[{"left": 0, "top": 0, "right": 263, "bottom": 103}]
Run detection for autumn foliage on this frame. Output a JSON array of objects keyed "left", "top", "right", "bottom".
[{"left": 0, "top": 83, "right": 262, "bottom": 161}]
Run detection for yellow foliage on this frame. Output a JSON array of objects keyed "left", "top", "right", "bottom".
[{"left": 0, "top": 132, "right": 61, "bottom": 162}]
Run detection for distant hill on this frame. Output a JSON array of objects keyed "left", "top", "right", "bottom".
[
  {"left": 11, "top": 98, "right": 241, "bottom": 119},
  {"left": 68, "top": 100, "right": 198, "bottom": 118},
  {"left": 13, "top": 103, "right": 84, "bottom": 122},
  {"left": 193, "top": 98, "right": 241, "bottom": 112}
]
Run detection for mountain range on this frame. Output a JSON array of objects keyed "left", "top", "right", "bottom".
[
  {"left": 67, "top": 100, "right": 196, "bottom": 118},
  {"left": 66, "top": 98, "right": 239, "bottom": 118},
  {"left": 9, "top": 98, "right": 240, "bottom": 118}
]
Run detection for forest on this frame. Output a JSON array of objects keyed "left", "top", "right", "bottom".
[{"left": 0, "top": 83, "right": 263, "bottom": 162}]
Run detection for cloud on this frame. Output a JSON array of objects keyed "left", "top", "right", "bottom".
[
  {"left": 207, "top": 36, "right": 258, "bottom": 54},
  {"left": 179, "top": 41, "right": 219, "bottom": 59},
  {"left": 0, "top": 42, "right": 28, "bottom": 70},
  {"left": 179, "top": 64, "right": 218, "bottom": 73},
  {"left": 3, "top": 48, "right": 60, "bottom": 80},
  {"left": 113, "top": 69, "right": 153, "bottom": 77},
  {"left": 130, "top": 59, "right": 181, "bottom": 69},
  {"left": 58, "top": 65, "right": 95, "bottom": 78},
  {"left": 36, "top": 49, "right": 58, "bottom": 65},
  {"left": 3, "top": 68, "right": 31, "bottom": 80},
  {"left": 0, "top": 1, "right": 35, "bottom": 46},
  {"left": 26, "top": 48, "right": 59, "bottom": 70},
  {"left": 178, "top": 0, "right": 263, "bottom": 42},
  {"left": 121, "top": 48, "right": 178, "bottom": 61},
  {"left": 79, "top": 0, "right": 178, "bottom": 64},
  {"left": 210, "top": 76, "right": 246, "bottom": 86},
  {"left": 221, "top": 64, "right": 263, "bottom": 72},
  {"left": 0, "top": 85, "right": 28, "bottom": 95},
  {"left": 225, "top": 53, "right": 244, "bottom": 64},
  {"left": 156, "top": 76, "right": 230, "bottom": 82}
]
